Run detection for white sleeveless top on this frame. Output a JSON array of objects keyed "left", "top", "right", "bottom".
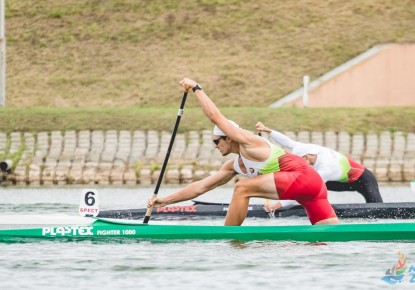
[{"left": 233, "top": 139, "right": 285, "bottom": 178}]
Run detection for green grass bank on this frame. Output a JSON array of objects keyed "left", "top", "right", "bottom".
[
  {"left": 4, "top": 0, "right": 415, "bottom": 108},
  {"left": 0, "top": 107, "right": 414, "bottom": 134}
]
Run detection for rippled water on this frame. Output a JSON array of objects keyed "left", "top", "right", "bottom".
[{"left": 0, "top": 184, "right": 414, "bottom": 290}]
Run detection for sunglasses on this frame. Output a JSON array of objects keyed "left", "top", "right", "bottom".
[{"left": 212, "top": 136, "right": 226, "bottom": 145}]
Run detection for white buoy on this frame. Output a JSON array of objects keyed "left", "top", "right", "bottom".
[{"left": 0, "top": 159, "right": 11, "bottom": 172}]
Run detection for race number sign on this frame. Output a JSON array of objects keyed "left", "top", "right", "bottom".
[{"left": 79, "top": 189, "right": 100, "bottom": 217}]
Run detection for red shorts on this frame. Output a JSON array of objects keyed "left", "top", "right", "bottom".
[{"left": 274, "top": 154, "right": 337, "bottom": 224}]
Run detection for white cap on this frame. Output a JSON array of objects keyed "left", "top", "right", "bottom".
[
  {"left": 292, "top": 144, "right": 320, "bottom": 157},
  {"left": 213, "top": 120, "right": 240, "bottom": 136}
]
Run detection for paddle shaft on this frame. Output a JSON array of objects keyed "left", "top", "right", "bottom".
[{"left": 143, "top": 90, "right": 188, "bottom": 223}]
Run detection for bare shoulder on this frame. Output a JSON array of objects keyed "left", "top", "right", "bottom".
[
  {"left": 240, "top": 135, "right": 271, "bottom": 161},
  {"left": 234, "top": 128, "right": 266, "bottom": 147}
]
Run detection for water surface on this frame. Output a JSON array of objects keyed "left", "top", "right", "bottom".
[{"left": 0, "top": 184, "right": 414, "bottom": 290}]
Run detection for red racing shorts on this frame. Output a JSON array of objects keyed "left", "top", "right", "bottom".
[{"left": 274, "top": 155, "right": 337, "bottom": 224}]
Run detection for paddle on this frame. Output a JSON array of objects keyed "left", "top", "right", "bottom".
[{"left": 143, "top": 87, "right": 189, "bottom": 224}]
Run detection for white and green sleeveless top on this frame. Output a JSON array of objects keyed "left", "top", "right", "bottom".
[{"left": 233, "top": 139, "right": 285, "bottom": 178}]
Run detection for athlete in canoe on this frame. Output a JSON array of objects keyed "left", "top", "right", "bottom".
[
  {"left": 255, "top": 121, "right": 383, "bottom": 212},
  {"left": 147, "top": 78, "right": 339, "bottom": 225}
]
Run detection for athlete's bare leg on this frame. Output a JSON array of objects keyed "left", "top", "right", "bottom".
[
  {"left": 224, "top": 173, "right": 340, "bottom": 225},
  {"left": 225, "top": 174, "right": 279, "bottom": 226}
]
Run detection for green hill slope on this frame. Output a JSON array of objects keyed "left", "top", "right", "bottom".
[{"left": 5, "top": 0, "right": 415, "bottom": 108}]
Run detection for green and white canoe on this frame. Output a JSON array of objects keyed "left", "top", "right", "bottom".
[{"left": 0, "top": 216, "right": 414, "bottom": 243}]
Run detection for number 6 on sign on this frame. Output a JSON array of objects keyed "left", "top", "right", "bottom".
[{"left": 79, "top": 189, "right": 100, "bottom": 217}]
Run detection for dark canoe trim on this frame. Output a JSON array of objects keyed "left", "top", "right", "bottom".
[{"left": 97, "top": 202, "right": 415, "bottom": 220}]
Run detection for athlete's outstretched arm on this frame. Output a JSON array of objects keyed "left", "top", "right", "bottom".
[
  {"left": 148, "top": 159, "right": 236, "bottom": 208},
  {"left": 256, "top": 121, "right": 300, "bottom": 150},
  {"left": 179, "top": 78, "right": 258, "bottom": 146}
]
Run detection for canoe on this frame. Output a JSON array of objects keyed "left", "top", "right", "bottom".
[
  {"left": 97, "top": 201, "right": 415, "bottom": 220},
  {"left": 0, "top": 217, "right": 414, "bottom": 243}
]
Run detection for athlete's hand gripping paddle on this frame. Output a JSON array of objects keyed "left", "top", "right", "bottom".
[{"left": 144, "top": 86, "right": 189, "bottom": 224}]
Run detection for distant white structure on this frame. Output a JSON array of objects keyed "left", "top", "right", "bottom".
[
  {"left": 302, "top": 75, "right": 310, "bottom": 108},
  {"left": 270, "top": 44, "right": 415, "bottom": 108}
]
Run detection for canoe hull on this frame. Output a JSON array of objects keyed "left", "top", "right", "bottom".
[
  {"left": 0, "top": 220, "right": 414, "bottom": 243},
  {"left": 98, "top": 202, "right": 415, "bottom": 220}
]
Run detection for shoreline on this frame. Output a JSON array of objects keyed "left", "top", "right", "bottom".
[{"left": 0, "top": 130, "right": 414, "bottom": 186}]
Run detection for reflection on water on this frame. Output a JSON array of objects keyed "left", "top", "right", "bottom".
[{"left": 1, "top": 237, "right": 414, "bottom": 290}]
